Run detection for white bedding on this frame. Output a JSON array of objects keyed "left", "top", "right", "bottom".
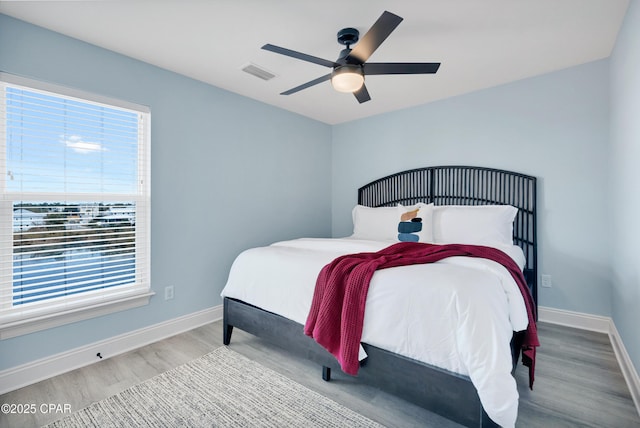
[{"left": 221, "top": 237, "right": 529, "bottom": 427}]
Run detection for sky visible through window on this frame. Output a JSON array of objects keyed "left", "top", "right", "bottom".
[{"left": 6, "top": 86, "right": 139, "bottom": 195}]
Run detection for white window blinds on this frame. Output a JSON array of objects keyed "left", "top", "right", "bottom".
[{"left": 0, "top": 73, "right": 151, "bottom": 339}]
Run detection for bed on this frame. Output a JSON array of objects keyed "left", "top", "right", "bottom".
[{"left": 221, "top": 165, "right": 537, "bottom": 428}]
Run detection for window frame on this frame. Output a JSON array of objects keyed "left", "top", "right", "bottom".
[{"left": 0, "top": 72, "right": 152, "bottom": 339}]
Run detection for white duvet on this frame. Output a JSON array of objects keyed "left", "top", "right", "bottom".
[{"left": 221, "top": 237, "right": 529, "bottom": 427}]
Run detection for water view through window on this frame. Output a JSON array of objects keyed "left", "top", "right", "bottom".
[{"left": 12, "top": 202, "right": 137, "bottom": 305}]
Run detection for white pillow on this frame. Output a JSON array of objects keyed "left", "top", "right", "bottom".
[
  {"left": 432, "top": 204, "right": 518, "bottom": 246},
  {"left": 397, "top": 203, "right": 434, "bottom": 243},
  {"left": 351, "top": 205, "right": 398, "bottom": 241}
]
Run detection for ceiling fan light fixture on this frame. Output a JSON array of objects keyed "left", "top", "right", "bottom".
[{"left": 331, "top": 66, "right": 364, "bottom": 93}]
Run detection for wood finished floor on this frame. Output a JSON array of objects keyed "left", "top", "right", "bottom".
[{"left": 1, "top": 321, "right": 638, "bottom": 428}]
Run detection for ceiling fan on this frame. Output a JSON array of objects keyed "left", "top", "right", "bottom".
[{"left": 262, "top": 11, "right": 441, "bottom": 103}]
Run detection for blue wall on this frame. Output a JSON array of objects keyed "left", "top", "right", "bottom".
[
  {"left": 332, "top": 60, "right": 611, "bottom": 317},
  {"left": 610, "top": 0, "right": 640, "bottom": 374},
  {"left": 0, "top": 14, "right": 332, "bottom": 370}
]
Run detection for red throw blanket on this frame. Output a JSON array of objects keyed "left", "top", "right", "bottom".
[{"left": 304, "top": 241, "right": 539, "bottom": 388}]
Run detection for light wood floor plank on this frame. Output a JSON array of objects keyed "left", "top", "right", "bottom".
[{"left": 1, "top": 321, "right": 638, "bottom": 427}]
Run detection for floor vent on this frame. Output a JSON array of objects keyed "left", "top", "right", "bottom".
[{"left": 242, "top": 63, "right": 276, "bottom": 81}]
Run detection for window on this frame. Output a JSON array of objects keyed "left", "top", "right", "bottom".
[{"left": 0, "top": 73, "right": 151, "bottom": 339}]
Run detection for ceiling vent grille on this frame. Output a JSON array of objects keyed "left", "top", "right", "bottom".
[{"left": 242, "top": 63, "right": 276, "bottom": 81}]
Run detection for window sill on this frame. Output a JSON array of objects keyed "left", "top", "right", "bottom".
[{"left": 0, "top": 291, "right": 155, "bottom": 340}]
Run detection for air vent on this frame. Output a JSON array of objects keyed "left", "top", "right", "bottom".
[{"left": 241, "top": 63, "right": 277, "bottom": 81}]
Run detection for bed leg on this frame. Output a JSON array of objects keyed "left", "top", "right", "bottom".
[
  {"left": 223, "top": 323, "right": 233, "bottom": 345},
  {"left": 480, "top": 409, "right": 499, "bottom": 427},
  {"left": 222, "top": 298, "right": 233, "bottom": 345},
  {"left": 322, "top": 366, "right": 331, "bottom": 382}
]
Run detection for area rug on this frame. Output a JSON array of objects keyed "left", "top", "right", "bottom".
[{"left": 43, "top": 346, "right": 383, "bottom": 428}]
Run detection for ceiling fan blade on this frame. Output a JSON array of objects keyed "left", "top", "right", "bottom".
[
  {"left": 353, "top": 84, "right": 371, "bottom": 103},
  {"left": 281, "top": 73, "right": 332, "bottom": 95},
  {"left": 347, "top": 11, "right": 403, "bottom": 64},
  {"left": 262, "top": 44, "right": 338, "bottom": 68},
  {"left": 364, "top": 62, "right": 441, "bottom": 75}
]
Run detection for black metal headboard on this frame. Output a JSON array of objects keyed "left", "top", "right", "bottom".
[{"left": 358, "top": 166, "right": 537, "bottom": 305}]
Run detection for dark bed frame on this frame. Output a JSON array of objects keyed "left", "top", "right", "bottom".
[{"left": 223, "top": 166, "right": 537, "bottom": 427}]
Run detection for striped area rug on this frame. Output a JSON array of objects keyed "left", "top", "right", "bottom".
[{"left": 43, "top": 346, "right": 382, "bottom": 428}]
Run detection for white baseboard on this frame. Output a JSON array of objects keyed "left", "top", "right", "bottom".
[
  {"left": 0, "top": 305, "right": 223, "bottom": 395},
  {"left": 608, "top": 320, "right": 640, "bottom": 417},
  {"left": 538, "top": 306, "right": 611, "bottom": 333},
  {"left": 539, "top": 306, "right": 640, "bottom": 416}
]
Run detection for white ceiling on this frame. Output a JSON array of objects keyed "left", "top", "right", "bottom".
[{"left": 0, "top": 0, "right": 630, "bottom": 125}]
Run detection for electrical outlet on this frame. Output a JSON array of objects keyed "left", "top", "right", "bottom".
[
  {"left": 164, "top": 285, "right": 174, "bottom": 300},
  {"left": 541, "top": 274, "right": 552, "bottom": 288}
]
